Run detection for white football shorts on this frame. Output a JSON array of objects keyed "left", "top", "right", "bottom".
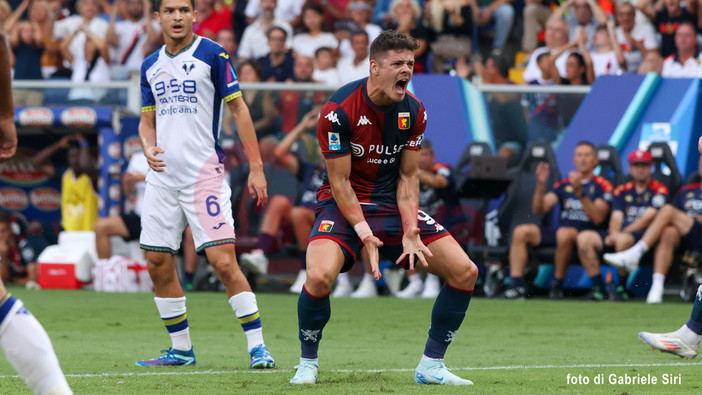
[{"left": 140, "top": 175, "right": 236, "bottom": 254}]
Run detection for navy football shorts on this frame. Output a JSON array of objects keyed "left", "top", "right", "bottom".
[{"left": 308, "top": 199, "right": 451, "bottom": 272}]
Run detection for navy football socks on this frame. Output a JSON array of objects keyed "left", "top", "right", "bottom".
[
  {"left": 424, "top": 285, "right": 473, "bottom": 359},
  {"left": 298, "top": 286, "right": 331, "bottom": 359}
]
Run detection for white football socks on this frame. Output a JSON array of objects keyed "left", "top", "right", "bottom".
[
  {"left": 0, "top": 302, "right": 72, "bottom": 395},
  {"left": 154, "top": 297, "right": 191, "bottom": 351},
  {"left": 631, "top": 241, "right": 649, "bottom": 261},
  {"left": 229, "top": 292, "right": 264, "bottom": 352},
  {"left": 651, "top": 273, "right": 665, "bottom": 290}
]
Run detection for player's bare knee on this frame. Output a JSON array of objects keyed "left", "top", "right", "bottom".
[
  {"left": 576, "top": 231, "right": 598, "bottom": 249},
  {"left": 463, "top": 259, "right": 479, "bottom": 283},
  {"left": 210, "top": 257, "right": 237, "bottom": 277},
  {"left": 305, "top": 268, "right": 335, "bottom": 295},
  {"left": 660, "top": 226, "right": 679, "bottom": 244},
  {"left": 512, "top": 225, "right": 530, "bottom": 242},
  {"left": 446, "top": 259, "right": 478, "bottom": 289},
  {"left": 146, "top": 252, "right": 172, "bottom": 270},
  {"left": 660, "top": 204, "right": 676, "bottom": 218},
  {"left": 93, "top": 218, "right": 108, "bottom": 235}
]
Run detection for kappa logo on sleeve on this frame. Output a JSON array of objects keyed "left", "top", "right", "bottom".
[
  {"left": 328, "top": 132, "right": 341, "bottom": 151},
  {"left": 318, "top": 220, "right": 334, "bottom": 232},
  {"left": 325, "top": 110, "right": 341, "bottom": 125}
]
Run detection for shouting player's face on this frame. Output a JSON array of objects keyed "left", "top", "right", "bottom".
[
  {"left": 157, "top": 0, "right": 197, "bottom": 43},
  {"left": 371, "top": 49, "right": 414, "bottom": 104}
]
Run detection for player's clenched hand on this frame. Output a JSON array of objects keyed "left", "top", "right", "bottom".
[
  {"left": 145, "top": 146, "right": 166, "bottom": 172},
  {"left": 396, "top": 227, "right": 432, "bottom": 270},
  {"left": 698, "top": 136, "right": 702, "bottom": 154},
  {"left": 362, "top": 235, "right": 384, "bottom": 280},
  {"left": 248, "top": 166, "right": 268, "bottom": 207}
]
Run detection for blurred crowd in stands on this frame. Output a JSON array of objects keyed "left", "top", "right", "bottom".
[{"left": 4, "top": 0, "right": 702, "bottom": 104}]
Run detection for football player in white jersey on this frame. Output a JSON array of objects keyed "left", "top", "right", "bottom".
[
  {"left": 136, "top": 0, "right": 275, "bottom": 368},
  {"left": 0, "top": 29, "right": 73, "bottom": 395}
]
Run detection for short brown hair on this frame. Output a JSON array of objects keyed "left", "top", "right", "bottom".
[{"left": 369, "top": 30, "right": 419, "bottom": 62}]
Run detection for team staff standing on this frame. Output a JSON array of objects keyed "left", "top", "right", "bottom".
[{"left": 136, "top": 0, "right": 275, "bottom": 368}]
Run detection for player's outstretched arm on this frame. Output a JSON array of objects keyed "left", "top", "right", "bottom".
[
  {"left": 326, "top": 154, "right": 384, "bottom": 279},
  {"left": 138, "top": 110, "right": 165, "bottom": 172},
  {"left": 0, "top": 29, "right": 17, "bottom": 160},
  {"left": 396, "top": 149, "right": 431, "bottom": 270},
  {"left": 227, "top": 96, "right": 268, "bottom": 207}
]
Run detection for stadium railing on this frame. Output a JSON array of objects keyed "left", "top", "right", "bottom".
[{"left": 10, "top": 78, "right": 592, "bottom": 116}]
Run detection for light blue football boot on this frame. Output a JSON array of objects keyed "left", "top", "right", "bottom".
[
  {"left": 249, "top": 344, "right": 276, "bottom": 369},
  {"left": 136, "top": 347, "right": 196, "bottom": 366},
  {"left": 289, "top": 358, "right": 318, "bottom": 384},
  {"left": 414, "top": 359, "right": 473, "bottom": 385}
]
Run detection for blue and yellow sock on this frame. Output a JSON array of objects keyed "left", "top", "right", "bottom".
[
  {"left": 229, "top": 292, "right": 265, "bottom": 352},
  {"left": 154, "top": 297, "right": 191, "bottom": 351},
  {"left": 0, "top": 293, "right": 18, "bottom": 332}
]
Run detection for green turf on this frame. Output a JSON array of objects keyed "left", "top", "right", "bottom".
[{"left": 1, "top": 288, "right": 701, "bottom": 394}]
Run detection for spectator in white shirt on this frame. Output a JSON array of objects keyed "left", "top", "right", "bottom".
[
  {"left": 245, "top": 0, "right": 305, "bottom": 27},
  {"left": 53, "top": 0, "right": 108, "bottom": 69},
  {"left": 588, "top": 22, "right": 625, "bottom": 77},
  {"left": 238, "top": 0, "right": 293, "bottom": 60},
  {"left": 339, "top": 0, "right": 382, "bottom": 59},
  {"left": 312, "top": 46, "right": 340, "bottom": 85},
  {"left": 106, "top": 0, "right": 161, "bottom": 80},
  {"left": 614, "top": 2, "right": 658, "bottom": 73},
  {"left": 661, "top": 22, "right": 702, "bottom": 78},
  {"left": 292, "top": 2, "right": 339, "bottom": 58},
  {"left": 337, "top": 29, "right": 370, "bottom": 84},
  {"left": 522, "top": 17, "right": 571, "bottom": 83}
]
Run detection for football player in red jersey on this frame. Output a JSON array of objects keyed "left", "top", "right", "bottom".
[{"left": 290, "top": 30, "right": 478, "bottom": 386}]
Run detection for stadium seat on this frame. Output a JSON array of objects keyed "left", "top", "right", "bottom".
[
  {"left": 467, "top": 142, "right": 561, "bottom": 294},
  {"left": 647, "top": 142, "right": 683, "bottom": 198},
  {"left": 595, "top": 144, "right": 624, "bottom": 187},
  {"left": 455, "top": 141, "right": 493, "bottom": 176}
]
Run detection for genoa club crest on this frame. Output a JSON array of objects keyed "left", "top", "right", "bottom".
[
  {"left": 398, "top": 112, "right": 410, "bottom": 130},
  {"left": 318, "top": 220, "right": 334, "bottom": 232}
]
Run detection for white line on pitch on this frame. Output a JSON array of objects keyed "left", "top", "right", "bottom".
[{"left": 1, "top": 361, "right": 701, "bottom": 379}]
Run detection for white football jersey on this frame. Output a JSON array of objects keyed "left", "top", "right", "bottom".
[{"left": 141, "top": 35, "right": 241, "bottom": 189}]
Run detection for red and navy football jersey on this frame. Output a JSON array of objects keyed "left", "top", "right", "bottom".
[
  {"left": 551, "top": 176, "right": 613, "bottom": 230},
  {"left": 612, "top": 179, "right": 668, "bottom": 227},
  {"left": 316, "top": 78, "right": 426, "bottom": 204},
  {"left": 674, "top": 183, "right": 702, "bottom": 218}
]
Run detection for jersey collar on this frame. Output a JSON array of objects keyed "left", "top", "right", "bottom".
[{"left": 165, "top": 34, "right": 199, "bottom": 58}]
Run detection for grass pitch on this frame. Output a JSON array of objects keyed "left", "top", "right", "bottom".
[{"left": 1, "top": 288, "right": 701, "bottom": 394}]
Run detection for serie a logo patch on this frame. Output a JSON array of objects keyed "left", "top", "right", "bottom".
[{"left": 318, "top": 220, "right": 334, "bottom": 232}]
